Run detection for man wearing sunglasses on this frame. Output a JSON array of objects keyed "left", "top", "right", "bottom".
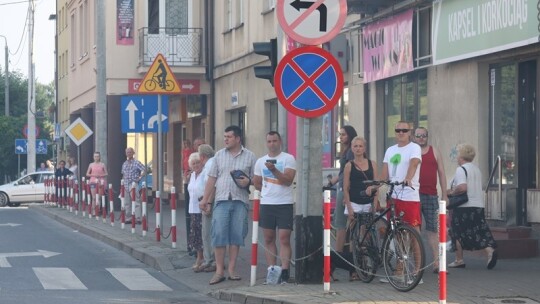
[
  {"left": 379, "top": 121, "right": 423, "bottom": 284},
  {"left": 414, "top": 127, "right": 448, "bottom": 273},
  {"left": 380, "top": 121, "right": 422, "bottom": 229}
]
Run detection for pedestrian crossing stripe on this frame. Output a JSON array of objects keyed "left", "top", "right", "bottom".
[
  {"left": 31, "top": 267, "right": 172, "bottom": 291},
  {"left": 33, "top": 267, "right": 87, "bottom": 290},
  {"left": 107, "top": 268, "right": 172, "bottom": 291}
]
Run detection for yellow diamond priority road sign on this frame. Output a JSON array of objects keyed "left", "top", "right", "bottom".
[
  {"left": 65, "top": 118, "right": 93, "bottom": 146},
  {"left": 138, "top": 54, "right": 181, "bottom": 94}
]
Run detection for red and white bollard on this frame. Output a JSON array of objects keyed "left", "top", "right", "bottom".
[
  {"left": 131, "top": 182, "right": 136, "bottom": 234},
  {"left": 120, "top": 180, "right": 126, "bottom": 229},
  {"left": 101, "top": 180, "right": 107, "bottom": 223},
  {"left": 250, "top": 190, "right": 261, "bottom": 287},
  {"left": 142, "top": 182, "right": 148, "bottom": 237},
  {"left": 95, "top": 182, "right": 102, "bottom": 221},
  {"left": 87, "top": 183, "right": 93, "bottom": 219},
  {"left": 439, "top": 201, "right": 447, "bottom": 304},
  {"left": 171, "top": 187, "right": 176, "bottom": 248},
  {"left": 69, "top": 177, "right": 74, "bottom": 213},
  {"left": 155, "top": 191, "right": 161, "bottom": 242},
  {"left": 81, "top": 178, "right": 86, "bottom": 217},
  {"left": 323, "top": 190, "right": 331, "bottom": 292},
  {"left": 74, "top": 181, "right": 79, "bottom": 215},
  {"left": 109, "top": 183, "right": 115, "bottom": 227}
]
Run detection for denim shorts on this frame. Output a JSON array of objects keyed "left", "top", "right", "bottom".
[{"left": 211, "top": 200, "right": 248, "bottom": 247}]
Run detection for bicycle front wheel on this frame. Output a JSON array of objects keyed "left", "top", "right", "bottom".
[
  {"left": 382, "top": 224, "right": 425, "bottom": 292},
  {"left": 351, "top": 223, "right": 378, "bottom": 283}
]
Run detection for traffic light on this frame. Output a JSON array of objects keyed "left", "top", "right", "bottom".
[{"left": 253, "top": 38, "right": 277, "bottom": 86}]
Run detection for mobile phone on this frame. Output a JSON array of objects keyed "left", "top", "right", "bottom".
[{"left": 266, "top": 159, "right": 277, "bottom": 164}]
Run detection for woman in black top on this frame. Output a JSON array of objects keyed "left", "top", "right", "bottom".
[{"left": 343, "top": 136, "right": 379, "bottom": 220}]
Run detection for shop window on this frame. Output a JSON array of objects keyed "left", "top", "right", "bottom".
[{"left": 383, "top": 70, "right": 427, "bottom": 149}]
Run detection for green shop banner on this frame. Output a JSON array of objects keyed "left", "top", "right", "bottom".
[{"left": 432, "top": 0, "right": 537, "bottom": 65}]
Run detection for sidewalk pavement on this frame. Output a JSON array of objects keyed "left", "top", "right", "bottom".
[{"left": 34, "top": 201, "right": 540, "bottom": 304}]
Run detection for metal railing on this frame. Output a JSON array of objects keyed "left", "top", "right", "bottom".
[
  {"left": 138, "top": 27, "right": 203, "bottom": 66},
  {"left": 485, "top": 155, "right": 503, "bottom": 219}
]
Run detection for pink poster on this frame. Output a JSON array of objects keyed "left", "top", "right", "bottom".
[
  {"left": 362, "top": 9, "right": 413, "bottom": 83},
  {"left": 117, "top": 0, "right": 134, "bottom": 45}
]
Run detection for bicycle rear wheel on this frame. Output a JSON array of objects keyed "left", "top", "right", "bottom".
[
  {"left": 382, "top": 224, "right": 425, "bottom": 292},
  {"left": 351, "top": 223, "right": 378, "bottom": 283}
]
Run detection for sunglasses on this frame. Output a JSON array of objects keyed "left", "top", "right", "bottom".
[
  {"left": 395, "top": 129, "right": 410, "bottom": 133},
  {"left": 415, "top": 134, "right": 428, "bottom": 138}
]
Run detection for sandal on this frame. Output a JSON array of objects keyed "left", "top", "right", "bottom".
[
  {"left": 209, "top": 274, "right": 226, "bottom": 285},
  {"left": 448, "top": 260, "right": 466, "bottom": 268}
]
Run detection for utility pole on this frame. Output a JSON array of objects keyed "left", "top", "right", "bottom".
[
  {"left": 0, "top": 35, "right": 8, "bottom": 116},
  {"left": 27, "top": 1, "right": 36, "bottom": 174},
  {"left": 95, "top": 0, "right": 107, "bottom": 164}
]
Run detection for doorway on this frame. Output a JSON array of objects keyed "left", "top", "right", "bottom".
[{"left": 489, "top": 60, "right": 537, "bottom": 225}]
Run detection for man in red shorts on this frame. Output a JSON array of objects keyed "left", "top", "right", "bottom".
[{"left": 379, "top": 121, "right": 423, "bottom": 283}]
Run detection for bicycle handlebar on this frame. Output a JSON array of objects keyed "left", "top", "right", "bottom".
[{"left": 362, "top": 180, "right": 415, "bottom": 190}]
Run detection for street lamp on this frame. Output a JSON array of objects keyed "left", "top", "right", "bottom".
[{"left": 0, "top": 34, "right": 8, "bottom": 116}]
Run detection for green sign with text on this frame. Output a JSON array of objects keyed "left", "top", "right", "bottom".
[{"left": 432, "top": 0, "right": 537, "bottom": 65}]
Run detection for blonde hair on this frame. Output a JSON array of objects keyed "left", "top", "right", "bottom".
[
  {"left": 188, "top": 152, "right": 201, "bottom": 169},
  {"left": 457, "top": 144, "right": 476, "bottom": 162},
  {"left": 351, "top": 136, "right": 368, "bottom": 158}
]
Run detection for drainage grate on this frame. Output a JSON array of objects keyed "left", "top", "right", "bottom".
[{"left": 487, "top": 298, "right": 540, "bottom": 304}]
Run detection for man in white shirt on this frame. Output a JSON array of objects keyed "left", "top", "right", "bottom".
[{"left": 253, "top": 131, "right": 296, "bottom": 283}]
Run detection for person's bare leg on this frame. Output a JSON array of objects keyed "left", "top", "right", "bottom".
[
  {"left": 263, "top": 228, "right": 277, "bottom": 266},
  {"left": 214, "top": 246, "right": 226, "bottom": 277},
  {"left": 279, "top": 229, "right": 292, "bottom": 269},
  {"left": 228, "top": 245, "right": 240, "bottom": 276},
  {"left": 427, "top": 231, "right": 439, "bottom": 269}
]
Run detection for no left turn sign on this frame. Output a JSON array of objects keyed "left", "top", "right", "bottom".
[{"left": 277, "top": 0, "right": 347, "bottom": 45}]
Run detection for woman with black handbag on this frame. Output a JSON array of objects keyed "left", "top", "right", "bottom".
[{"left": 447, "top": 144, "right": 498, "bottom": 269}]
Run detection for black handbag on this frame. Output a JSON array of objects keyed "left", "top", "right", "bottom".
[{"left": 447, "top": 166, "right": 468, "bottom": 210}]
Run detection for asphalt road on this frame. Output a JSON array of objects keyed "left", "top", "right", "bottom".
[{"left": 0, "top": 206, "right": 228, "bottom": 304}]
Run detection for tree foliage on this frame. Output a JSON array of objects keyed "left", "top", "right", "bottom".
[{"left": 0, "top": 69, "right": 55, "bottom": 180}]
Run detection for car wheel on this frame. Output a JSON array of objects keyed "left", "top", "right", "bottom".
[{"left": 0, "top": 192, "right": 9, "bottom": 207}]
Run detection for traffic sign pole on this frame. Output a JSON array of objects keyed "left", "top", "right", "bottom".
[{"left": 157, "top": 94, "right": 163, "bottom": 197}]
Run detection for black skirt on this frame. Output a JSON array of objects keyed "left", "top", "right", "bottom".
[{"left": 451, "top": 207, "right": 497, "bottom": 251}]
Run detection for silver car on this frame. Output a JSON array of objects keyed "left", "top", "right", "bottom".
[{"left": 0, "top": 172, "right": 54, "bottom": 207}]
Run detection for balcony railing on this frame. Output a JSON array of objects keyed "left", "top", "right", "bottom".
[{"left": 139, "top": 27, "right": 203, "bottom": 66}]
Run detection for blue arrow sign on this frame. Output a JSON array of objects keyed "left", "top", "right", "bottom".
[
  {"left": 15, "top": 139, "right": 27, "bottom": 154},
  {"left": 121, "top": 95, "right": 169, "bottom": 133},
  {"left": 15, "top": 139, "right": 48, "bottom": 155}
]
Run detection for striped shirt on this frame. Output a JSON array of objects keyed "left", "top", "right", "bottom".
[{"left": 208, "top": 146, "right": 256, "bottom": 203}]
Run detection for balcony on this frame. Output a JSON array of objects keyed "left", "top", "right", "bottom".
[{"left": 139, "top": 27, "right": 203, "bottom": 67}]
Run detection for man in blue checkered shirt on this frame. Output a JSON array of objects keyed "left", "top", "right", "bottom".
[{"left": 121, "top": 147, "right": 146, "bottom": 223}]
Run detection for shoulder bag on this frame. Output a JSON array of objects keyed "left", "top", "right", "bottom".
[{"left": 447, "top": 166, "right": 468, "bottom": 210}]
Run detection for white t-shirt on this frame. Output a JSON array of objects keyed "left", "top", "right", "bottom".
[
  {"left": 254, "top": 152, "right": 296, "bottom": 205},
  {"left": 383, "top": 142, "right": 422, "bottom": 201},
  {"left": 451, "top": 162, "right": 483, "bottom": 208}
]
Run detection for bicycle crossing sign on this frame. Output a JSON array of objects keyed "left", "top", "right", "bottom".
[
  {"left": 138, "top": 53, "right": 180, "bottom": 94},
  {"left": 274, "top": 46, "right": 343, "bottom": 118}
]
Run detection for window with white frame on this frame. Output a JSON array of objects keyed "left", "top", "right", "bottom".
[
  {"left": 226, "top": 0, "right": 243, "bottom": 30},
  {"left": 263, "top": 0, "right": 276, "bottom": 11},
  {"left": 79, "top": 0, "right": 88, "bottom": 58},
  {"left": 228, "top": 108, "right": 247, "bottom": 145}
]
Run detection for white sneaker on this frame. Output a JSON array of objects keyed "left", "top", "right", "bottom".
[{"left": 379, "top": 277, "right": 389, "bottom": 283}]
